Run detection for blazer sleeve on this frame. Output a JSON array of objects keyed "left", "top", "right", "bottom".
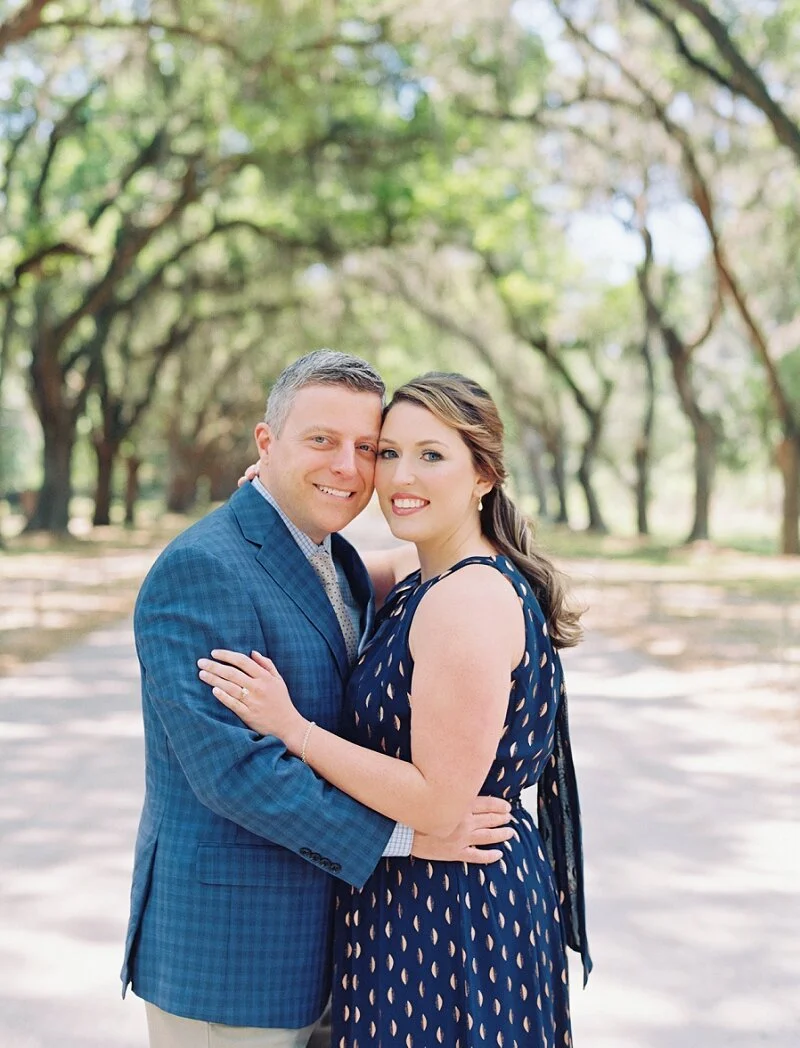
[{"left": 134, "top": 541, "right": 394, "bottom": 889}]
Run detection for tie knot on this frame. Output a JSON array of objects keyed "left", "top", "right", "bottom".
[{"left": 310, "top": 548, "right": 336, "bottom": 577}]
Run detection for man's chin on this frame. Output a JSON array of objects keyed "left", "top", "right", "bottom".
[{"left": 311, "top": 500, "right": 365, "bottom": 533}]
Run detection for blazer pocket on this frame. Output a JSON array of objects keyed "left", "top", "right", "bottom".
[{"left": 195, "top": 843, "right": 307, "bottom": 888}]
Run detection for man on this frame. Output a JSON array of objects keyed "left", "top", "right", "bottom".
[{"left": 122, "top": 350, "right": 511, "bottom": 1048}]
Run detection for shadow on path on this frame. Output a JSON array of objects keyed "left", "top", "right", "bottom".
[
  {"left": 0, "top": 623, "right": 147, "bottom": 1048},
  {"left": 557, "top": 631, "right": 800, "bottom": 1048},
  {"left": 0, "top": 609, "right": 798, "bottom": 1046}
]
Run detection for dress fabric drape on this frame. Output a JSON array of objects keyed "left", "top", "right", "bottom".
[{"left": 330, "top": 555, "right": 591, "bottom": 1048}]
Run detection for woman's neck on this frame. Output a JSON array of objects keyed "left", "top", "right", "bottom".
[{"left": 416, "top": 526, "right": 495, "bottom": 582}]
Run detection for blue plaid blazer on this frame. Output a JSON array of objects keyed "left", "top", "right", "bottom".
[{"left": 121, "top": 483, "right": 394, "bottom": 1027}]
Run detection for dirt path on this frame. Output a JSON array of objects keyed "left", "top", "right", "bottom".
[{"left": 0, "top": 611, "right": 797, "bottom": 1047}]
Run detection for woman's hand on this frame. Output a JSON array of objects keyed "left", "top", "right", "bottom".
[
  {"left": 237, "top": 463, "right": 259, "bottom": 488},
  {"left": 197, "top": 650, "right": 307, "bottom": 751}
]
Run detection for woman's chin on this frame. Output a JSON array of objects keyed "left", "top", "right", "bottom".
[{"left": 384, "top": 515, "right": 417, "bottom": 541}]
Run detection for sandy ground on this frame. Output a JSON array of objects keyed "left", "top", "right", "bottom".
[
  {"left": 1, "top": 501, "right": 798, "bottom": 1046},
  {"left": 0, "top": 606, "right": 797, "bottom": 1047}
]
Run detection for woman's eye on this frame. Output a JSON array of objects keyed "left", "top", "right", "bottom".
[
  {"left": 421, "top": 450, "right": 442, "bottom": 462},
  {"left": 378, "top": 449, "right": 398, "bottom": 460}
]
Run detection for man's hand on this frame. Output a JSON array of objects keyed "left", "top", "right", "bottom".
[{"left": 411, "top": 796, "right": 515, "bottom": 864}]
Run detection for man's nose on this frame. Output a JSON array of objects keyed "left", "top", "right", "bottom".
[{"left": 331, "top": 443, "right": 358, "bottom": 474}]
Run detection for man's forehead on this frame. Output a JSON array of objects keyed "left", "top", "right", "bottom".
[{"left": 286, "top": 385, "right": 382, "bottom": 430}]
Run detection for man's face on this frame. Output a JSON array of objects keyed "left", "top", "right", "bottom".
[{"left": 256, "top": 384, "right": 382, "bottom": 543}]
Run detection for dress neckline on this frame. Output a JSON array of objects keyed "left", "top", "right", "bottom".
[{"left": 413, "top": 552, "right": 500, "bottom": 590}]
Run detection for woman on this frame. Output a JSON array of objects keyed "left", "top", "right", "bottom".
[{"left": 199, "top": 373, "right": 591, "bottom": 1047}]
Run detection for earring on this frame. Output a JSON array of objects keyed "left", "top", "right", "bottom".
[{"left": 478, "top": 496, "right": 484, "bottom": 512}]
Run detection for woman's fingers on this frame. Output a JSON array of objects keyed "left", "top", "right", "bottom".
[
  {"left": 197, "top": 659, "right": 252, "bottom": 691},
  {"left": 250, "top": 651, "right": 279, "bottom": 674},
  {"left": 471, "top": 796, "right": 512, "bottom": 817},
  {"left": 199, "top": 668, "right": 247, "bottom": 694},
  {"left": 470, "top": 825, "right": 516, "bottom": 846},
  {"left": 461, "top": 846, "right": 504, "bottom": 865},
  {"left": 209, "top": 649, "right": 257, "bottom": 672},
  {"left": 211, "top": 686, "right": 251, "bottom": 720}
]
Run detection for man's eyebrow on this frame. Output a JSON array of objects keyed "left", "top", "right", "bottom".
[{"left": 298, "top": 426, "right": 378, "bottom": 440}]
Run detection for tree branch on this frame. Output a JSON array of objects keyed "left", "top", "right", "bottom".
[
  {"left": 634, "top": 0, "right": 800, "bottom": 165},
  {"left": 0, "top": 0, "right": 53, "bottom": 52}
]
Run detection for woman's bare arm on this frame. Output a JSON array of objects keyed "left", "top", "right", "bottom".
[
  {"left": 360, "top": 544, "right": 420, "bottom": 608},
  {"left": 201, "top": 565, "right": 525, "bottom": 836}
]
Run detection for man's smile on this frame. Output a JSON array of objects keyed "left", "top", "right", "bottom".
[{"left": 315, "top": 484, "right": 355, "bottom": 499}]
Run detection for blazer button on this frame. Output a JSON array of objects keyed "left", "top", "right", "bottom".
[
  {"left": 330, "top": 862, "right": 342, "bottom": 873},
  {"left": 300, "top": 848, "right": 312, "bottom": 859}
]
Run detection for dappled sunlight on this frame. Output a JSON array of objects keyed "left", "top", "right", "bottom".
[
  {"left": 0, "top": 620, "right": 147, "bottom": 1047},
  {"left": 1, "top": 614, "right": 798, "bottom": 1046},
  {"left": 563, "top": 631, "right": 800, "bottom": 1047}
]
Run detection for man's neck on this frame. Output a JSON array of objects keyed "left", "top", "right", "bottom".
[{"left": 251, "top": 477, "right": 330, "bottom": 551}]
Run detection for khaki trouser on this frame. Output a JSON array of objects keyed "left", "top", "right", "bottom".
[{"left": 145, "top": 1002, "right": 324, "bottom": 1048}]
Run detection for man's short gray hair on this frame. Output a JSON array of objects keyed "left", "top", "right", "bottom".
[{"left": 265, "top": 349, "right": 385, "bottom": 434}]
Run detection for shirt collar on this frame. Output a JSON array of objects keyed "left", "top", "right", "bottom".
[{"left": 251, "top": 477, "right": 332, "bottom": 559}]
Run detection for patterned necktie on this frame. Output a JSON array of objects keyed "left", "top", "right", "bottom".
[{"left": 309, "top": 550, "right": 360, "bottom": 663}]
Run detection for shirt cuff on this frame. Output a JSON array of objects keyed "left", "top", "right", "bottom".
[{"left": 382, "top": 822, "right": 414, "bottom": 857}]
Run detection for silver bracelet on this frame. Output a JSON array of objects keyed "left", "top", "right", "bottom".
[{"left": 300, "top": 720, "right": 316, "bottom": 764}]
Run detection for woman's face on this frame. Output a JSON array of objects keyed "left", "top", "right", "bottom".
[{"left": 375, "top": 401, "right": 487, "bottom": 544}]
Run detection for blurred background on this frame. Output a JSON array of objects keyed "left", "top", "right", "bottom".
[
  {"left": 1, "top": 0, "right": 799, "bottom": 551},
  {"left": 3, "top": 0, "right": 800, "bottom": 680},
  {"left": 0, "top": 4, "right": 799, "bottom": 1045}
]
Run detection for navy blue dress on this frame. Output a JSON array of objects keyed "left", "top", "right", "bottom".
[{"left": 331, "top": 555, "right": 591, "bottom": 1048}]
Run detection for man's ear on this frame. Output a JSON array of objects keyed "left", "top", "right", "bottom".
[{"left": 254, "top": 422, "right": 273, "bottom": 461}]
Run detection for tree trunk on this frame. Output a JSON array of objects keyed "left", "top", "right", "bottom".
[
  {"left": 635, "top": 334, "right": 656, "bottom": 536},
  {"left": 124, "top": 455, "right": 141, "bottom": 527},
  {"left": 520, "top": 427, "right": 551, "bottom": 521},
  {"left": 686, "top": 414, "right": 716, "bottom": 542},
  {"left": 24, "top": 417, "right": 75, "bottom": 532},
  {"left": 776, "top": 435, "right": 800, "bottom": 555},
  {"left": 577, "top": 454, "right": 607, "bottom": 533},
  {"left": 92, "top": 437, "right": 117, "bottom": 526},
  {"left": 577, "top": 404, "right": 609, "bottom": 534},
  {"left": 166, "top": 465, "right": 201, "bottom": 514},
  {"left": 548, "top": 428, "right": 570, "bottom": 525}
]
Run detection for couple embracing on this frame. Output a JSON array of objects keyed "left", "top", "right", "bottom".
[{"left": 121, "top": 350, "right": 591, "bottom": 1047}]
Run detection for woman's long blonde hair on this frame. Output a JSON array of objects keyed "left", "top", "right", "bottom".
[{"left": 387, "top": 372, "right": 583, "bottom": 649}]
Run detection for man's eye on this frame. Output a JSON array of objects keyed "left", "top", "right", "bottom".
[
  {"left": 311, "top": 436, "right": 329, "bottom": 444},
  {"left": 358, "top": 444, "right": 377, "bottom": 455}
]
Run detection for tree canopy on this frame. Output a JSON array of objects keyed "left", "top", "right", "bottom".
[{"left": 1, "top": 0, "right": 798, "bottom": 551}]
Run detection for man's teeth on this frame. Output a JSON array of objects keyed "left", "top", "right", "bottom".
[
  {"left": 394, "top": 498, "right": 426, "bottom": 509},
  {"left": 318, "top": 485, "right": 352, "bottom": 499}
]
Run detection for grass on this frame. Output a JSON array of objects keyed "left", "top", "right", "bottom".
[
  {"left": 0, "top": 515, "right": 189, "bottom": 675},
  {"left": 536, "top": 525, "right": 800, "bottom": 692},
  {"left": 2, "top": 511, "right": 799, "bottom": 695}
]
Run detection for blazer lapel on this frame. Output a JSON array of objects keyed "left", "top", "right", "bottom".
[{"left": 230, "top": 485, "right": 349, "bottom": 679}]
